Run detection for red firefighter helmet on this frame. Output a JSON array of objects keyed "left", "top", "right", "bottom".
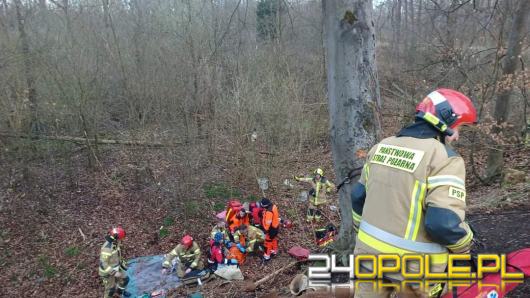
[
  {"left": 416, "top": 88, "right": 477, "bottom": 132},
  {"left": 181, "top": 235, "right": 193, "bottom": 248},
  {"left": 109, "top": 227, "right": 126, "bottom": 240}
]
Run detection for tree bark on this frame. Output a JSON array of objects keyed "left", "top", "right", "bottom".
[
  {"left": 322, "top": 0, "right": 381, "bottom": 253},
  {"left": 393, "top": 0, "right": 402, "bottom": 57},
  {"left": 486, "top": 0, "right": 530, "bottom": 179},
  {"left": 14, "top": 0, "right": 39, "bottom": 134}
]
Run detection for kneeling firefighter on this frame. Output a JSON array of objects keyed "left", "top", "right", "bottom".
[
  {"left": 351, "top": 89, "right": 477, "bottom": 298},
  {"left": 162, "top": 235, "right": 204, "bottom": 278}
]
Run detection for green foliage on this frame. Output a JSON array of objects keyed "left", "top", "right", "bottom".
[
  {"left": 213, "top": 202, "right": 226, "bottom": 212},
  {"left": 203, "top": 183, "right": 241, "bottom": 200},
  {"left": 163, "top": 216, "right": 175, "bottom": 227},
  {"left": 38, "top": 256, "right": 57, "bottom": 278},
  {"left": 159, "top": 227, "right": 169, "bottom": 239},
  {"left": 64, "top": 246, "right": 80, "bottom": 257}
]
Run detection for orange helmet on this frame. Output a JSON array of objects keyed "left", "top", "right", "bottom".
[
  {"left": 181, "top": 235, "right": 193, "bottom": 248},
  {"left": 109, "top": 227, "right": 126, "bottom": 241},
  {"left": 416, "top": 88, "right": 477, "bottom": 135}
]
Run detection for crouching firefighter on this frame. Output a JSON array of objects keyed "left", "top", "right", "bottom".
[
  {"left": 162, "top": 235, "right": 204, "bottom": 278},
  {"left": 295, "top": 168, "right": 335, "bottom": 222},
  {"left": 238, "top": 224, "right": 265, "bottom": 253},
  {"left": 351, "top": 89, "right": 477, "bottom": 298},
  {"left": 99, "top": 227, "right": 130, "bottom": 298}
]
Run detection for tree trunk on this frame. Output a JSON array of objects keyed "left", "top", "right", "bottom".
[
  {"left": 394, "top": 0, "right": 402, "bottom": 57},
  {"left": 322, "top": 0, "right": 381, "bottom": 253},
  {"left": 14, "top": 0, "right": 39, "bottom": 134},
  {"left": 38, "top": 0, "right": 46, "bottom": 10},
  {"left": 486, "top": 0, "right": 530, "bottom": 179}
]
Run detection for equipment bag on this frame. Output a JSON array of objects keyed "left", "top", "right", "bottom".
[{"left": 442, "top": 248, "right": 530, "bottom": 298}]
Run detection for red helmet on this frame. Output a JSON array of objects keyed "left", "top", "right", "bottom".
[
  {"left": 181, "top": 235, "right": 193, "bottom": 248},
  {"left": 416, "top": 88, "right": 477, "bottom": 132},
  {"left": 109, "top": 227, "right": 126, "bottom": 240}
]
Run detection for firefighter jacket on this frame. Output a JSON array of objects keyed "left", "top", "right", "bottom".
[
  {"left": 297, "top": 176, "right": 335, "bottom": 206},
  {"left": 232, "top": 228, "right": 246, "bottom": 246},
  {"left": 262, "top": 204, "right": 280, "bottom": 232},
  {"left": 163, "top": 241, "right": 202, "bottom": 269},
  {"left": 244, "top": 225, "right": 265, "bottom": 252},
  {"left": 99, "top": 238, "right": 126, "bottom": 277},
  {"left": 351, "top": 120, "right": 473, "bottom": 273}
]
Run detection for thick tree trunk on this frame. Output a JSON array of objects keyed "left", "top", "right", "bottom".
[
  {"left": 486, "top": 0, "right": 530, "bottom": 179},
  {"left": 323, "top": 0, "right": 381, "bottom": 252}
]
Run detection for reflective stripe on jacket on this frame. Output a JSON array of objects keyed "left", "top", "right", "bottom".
[
  {"left": 245, "top": 225, "right": 265, "bottom": 252},
  {"left": 298, "top": 176, "right": 335, "bottom": 206},
  {"left": 99, "top": 241, "right": 122, "bottom": 276},
  {"left": 352, "top": 135, "right": 473, "bottom": 273},
  {"left": 163, "top": 241, "right": 202, "bottom": 269}
]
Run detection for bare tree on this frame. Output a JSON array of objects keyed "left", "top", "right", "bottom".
[
  {"left": 486, "top": 0, "right": 530, "bottom": 179},
  {"left": 323, "top": 0, "right": 382, "bottom": 252},
  {"left": 14, "top": 0, "right": 39, "bottom": 134}
]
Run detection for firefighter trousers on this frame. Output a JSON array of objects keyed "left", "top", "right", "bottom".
[
  {"left": 101, "top": 271, "right": 129, "bottom": 298},
  {"left": 176, "top": 259, "right": 204, "bottom": 278}
]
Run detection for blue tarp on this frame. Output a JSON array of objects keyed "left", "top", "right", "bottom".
[{"left": 126, "top": 255, "right": 180, "bottom": 298}]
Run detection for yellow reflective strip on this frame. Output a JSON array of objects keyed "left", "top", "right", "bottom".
[
  {"left": 423, "top": 112, "right": 440, "bottom": 125},
  {"left": 352, "top": 211, "right": 362, "bottom": 223},
  {"left": 411, "top": 183, "right": 427, "bottom": 240},
  {"left": 358, "top": 229, "right": 447, "bottom": 265},
  {"left": 405, "top": 181, "right": 420, "bottom": 239},
  {"left": 447, "top": 230, "right": 473, "bottom": 250},
  {"left": 314, "top": 182, "right": 321, "bottom": 204},
  {"left": 364, "top": 164, "right": 370, "bottom": 191}
]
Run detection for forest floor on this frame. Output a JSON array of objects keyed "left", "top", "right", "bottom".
[{"left": 0, "top": 135, "right": 528, "bottom": 297}]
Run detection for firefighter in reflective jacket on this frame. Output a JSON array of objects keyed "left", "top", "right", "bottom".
[
  {"left": 162, "top": 235, "right": 204, "bottom": 278},
  {"left": 295, "top": 168, "right": 335, "bottom": 221},
  {"left": 238, "top": 224, "right": 265, "bottom": 253},
  {"left": 260, "top": 198, "right": 280, "bottom": 261},
  {"left": 351, "top": 89, "right": 477, "bottom": 298},
  {"left": 210, "top": 220, "right": 228, "bottom": 242},
  {"left": 99, "top": 227, "right": 130, "bottom": 298}
]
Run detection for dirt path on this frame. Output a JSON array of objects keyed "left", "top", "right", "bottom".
[{"left": 468, "top": 211, "right": 530, "bottom": 297}]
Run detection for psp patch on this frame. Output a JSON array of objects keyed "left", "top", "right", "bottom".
[
  {"left": 448, "top": 186, "right": 466, "bottom": 202},
  {"left": 370, "top": 144, "right": 425, "bottom": 173}
]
